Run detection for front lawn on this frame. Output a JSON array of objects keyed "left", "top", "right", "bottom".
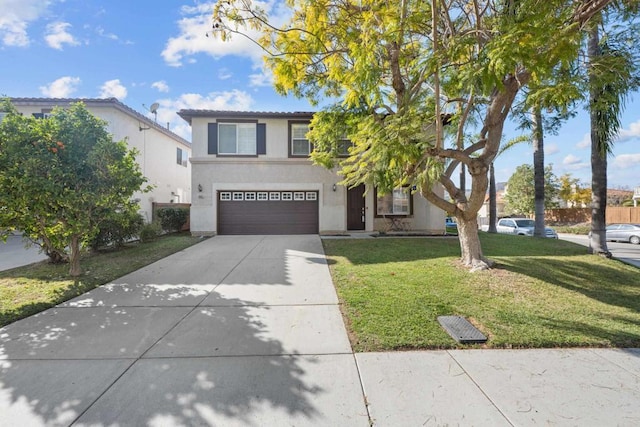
[
  {"left": 0, "top": 233, "right": 203, "bottom": 327},
  {"left": 323, "top": 234, "right": 640, "bottom": 351}
]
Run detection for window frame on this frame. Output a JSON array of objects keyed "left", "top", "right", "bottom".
[
  {"left": 337, "top": 138, "right": 354, "bottom": 158},
  {"left": 217, "top": 120, "right": 258, "bottom": 156},
  {"left": 288, "top": 120, "right": 312, "bottom": 157},
  {"left": 374, "top": 187, "right": 413, "bottom": 217},
  {"left": 176, "top": 147, "right": 188, "bottom": 167}
]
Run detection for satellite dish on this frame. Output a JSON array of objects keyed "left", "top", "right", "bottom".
[{"left": 150, "top": 103, "right": 160, "bottom": 114}]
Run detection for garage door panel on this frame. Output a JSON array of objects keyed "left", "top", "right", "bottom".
[{"left": 218, "top": 192, "right": 318, "bottom": 235}]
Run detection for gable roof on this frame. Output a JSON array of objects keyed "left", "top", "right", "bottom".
[
  {"left": 177, "top": 109, "right": 315, "bottom": 125},
  {"left": 9, "top": 97, "right": 191, "bottom": 148}
]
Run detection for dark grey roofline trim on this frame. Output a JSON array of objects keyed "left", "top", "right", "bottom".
[
  {"left": 8, "top": 97, "right": 191, "bottom": 148},
  {"left": 177, "top": 109, "right": 315, "bottom": 125}
]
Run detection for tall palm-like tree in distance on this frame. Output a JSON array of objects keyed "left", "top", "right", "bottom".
[{"left": 587, "top": 9, "right": 638, "bottom": 255}]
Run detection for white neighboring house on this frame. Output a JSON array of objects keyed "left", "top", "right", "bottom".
[
  {"left": 8, "top": 98, "right": 191, "bottom": 222},
  {"left": 178, "top": 109, "right": 445, "bottom": 235}
]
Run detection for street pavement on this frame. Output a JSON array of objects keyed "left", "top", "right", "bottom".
[
  {"left": 0, "top": 233, "right": 48, "bottom": 271},
  {"left": 558, "top": 233, "right": 640, "bottom": 268},
  {"left": 1, "top": 235, "right": 640, "bottom": 426}
]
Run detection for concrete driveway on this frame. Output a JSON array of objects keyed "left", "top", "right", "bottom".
[
  {"left": 2, "top": 235, "right": 640, "bottom": 426},
  {"left": 1, "top": 235, "right": 369, "bottom": 426},
  {"left": 0, "top": 233, "right": 48, "bottom": 271}
]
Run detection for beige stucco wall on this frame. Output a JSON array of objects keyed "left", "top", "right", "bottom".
[
  {"left": 14, "top": 104, "right": 191, "bottom": 222},
  {"left": 189, "top": 115, "right": 446, "bottom": 235}
]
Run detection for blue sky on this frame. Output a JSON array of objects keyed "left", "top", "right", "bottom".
[{"left": 1, "top": 0, "right": 638, "bottom": 190}]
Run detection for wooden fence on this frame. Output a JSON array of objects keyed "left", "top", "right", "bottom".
[{"left": 544, "top": 207, "right": 640, "bottom": 224}]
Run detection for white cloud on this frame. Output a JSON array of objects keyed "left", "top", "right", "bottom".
[
  {"left": 576, "top": 133, "right": 590, "bottom": 149},
  {"left": 249, "top": 69, "right": 274, "bottom": 87},
  {"left": 99, "top": 79, "right": 128, "bottom": 99},
  {"left": 45, "top": 22, "right": 80, "bottom": 50},
  {"left": 562, "top": 154, "right": 589, "bottom": 170},
  {"left": 40, "top": 76, "right": 81, "bottom": 97},
  {"left": 151, "top": 80, "right": 170, "bottom": 93},
  {"left": 0, "top": 0, "right": 51, "bottom": 47},
  {"left": 616, "top": 119, "right": 640, "bottom": 143},
  {"left": 155, "top": 90, "right": 254, "bottom": 141},
  {"left": 545, "top": 143, "right": 559, "bottom": 155},
  {"left": 95, "top": 26, "right": 133, "bottom": 45},
  {"left": 613, "top": 153, "right": 640, "bottom": 169},
  {"left": 218, "top": 68, "right": 232, "bottom": 80},
  {"left": 161, "top": 1, "right": 291, "bottom": 68}
]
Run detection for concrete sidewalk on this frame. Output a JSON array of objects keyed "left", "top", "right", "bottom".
[{"left": 1, "top": 235, "right": 640, "bottom": 426}]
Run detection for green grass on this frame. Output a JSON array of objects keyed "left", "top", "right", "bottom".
[
  {"left": 0, "top": 233, "right": 203, "bottom": 327},
  {"left": 323, "top": 234, "right": 640, "bottom": 351}
]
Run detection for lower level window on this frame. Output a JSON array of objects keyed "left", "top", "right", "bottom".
[{"left": 376, "top": 188, "right": 410, "bottom": 215}]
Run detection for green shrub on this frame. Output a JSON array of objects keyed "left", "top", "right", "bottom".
[
  {"left": 156, "top": 207, "right": 189, "bottom": 233},
  {"left": 553, "top": 225, "right": 590, "bottom": 235},
  {"left": 89, "top": 207, "right": 144, "bottom": 250},
  {"left": 140, "top": 221, "right": 162, "bottom": 243}
]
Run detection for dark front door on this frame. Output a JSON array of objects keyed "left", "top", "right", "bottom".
[{"left": 347, "top": 184, "right": 366, "bottom": 230}]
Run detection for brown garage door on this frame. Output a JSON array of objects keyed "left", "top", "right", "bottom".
[{"left": 218, "top": 190, "right": 319, "bottom": 235}]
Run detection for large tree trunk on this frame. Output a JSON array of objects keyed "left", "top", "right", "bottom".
[
  {"left": 588, "top": 24, "right": 611, "bottom": 257},
  {"left": 488, "top": 163, "right": 497, "bottom": 233},
  {"left": 456, "top": 215, "right": 494, "bottom": 271},
  {"left": 69, "top": 234, "right": 82, "bottom": 277},
  {"left": 532, "top": 107, "right": 546, "bottom": 237}
]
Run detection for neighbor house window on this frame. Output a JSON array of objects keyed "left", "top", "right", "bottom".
[
  {"left": 376, "top": 188, "right": 411, "bottom": 216},
  {"left": 219, "top": 123, "right": 257, "bottom": 155},
  {"left": 176, "top": 147, "right": 187, "bottom": 166},
  {"left": 289, "top": 122, "right": 311, "bottom": 156}
]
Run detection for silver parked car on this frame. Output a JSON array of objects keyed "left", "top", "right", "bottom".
[
  {"left": 605, "top": 223, "right": 640, "bottom": 245},
  {"left": 495, "top": 218, "right": 558, "bottom": 238}
]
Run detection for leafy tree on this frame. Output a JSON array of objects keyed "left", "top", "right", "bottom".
[
  {"left": 586, "top": 6, "right": 639, "bottom": 256},
  {"left": 0, "top": 101, "right": 148, "bottom": 276},
  {"left": 558, "top": 173, "right": 592, "bottom": 207},
  {"left": 505, "top": 164, "right": 559, "bottom": 216},
  {"left": 213, "top": 0, "right": 611, "bottom": 270}
]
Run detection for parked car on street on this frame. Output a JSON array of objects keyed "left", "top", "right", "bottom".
[
  {"left": 495, "top": 218, "right": 558, "bottom": 238},
  {"left": 604, "top": 223, "right": 640, "bottom": 245}
]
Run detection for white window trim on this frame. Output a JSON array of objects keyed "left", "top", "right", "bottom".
[
  {"left": 377, "top": 188, "right": 410, "bottom": 216},
  {"left": 218, "top": 123, "right": 257, "bottom": 155},
  {"left": 291, "top": 123, "right": 311, "bottom": 156}
]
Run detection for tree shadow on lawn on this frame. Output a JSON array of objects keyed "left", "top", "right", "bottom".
[
  {"left": 323, "top": 234, "right": 587, "bottom": 265},
  {"left": 537, "top": 314, "right": 640, "bottom": 348},
  {"left": 498, "top": 257, "right": 640, "bottom": 314}
]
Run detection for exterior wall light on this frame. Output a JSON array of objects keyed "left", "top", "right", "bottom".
[
  {"left": 332, "top": 184, "right": 337, "bottom": 192},
  {"left": 198, "top": 184, "right": 203, "bottom": 192}
]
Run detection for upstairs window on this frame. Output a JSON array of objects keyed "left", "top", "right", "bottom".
[
  {"left": 219, "top": 123, "right": 257, "bottom": 155},
  {"left": 176, "top": 147, "right": 188, "bottom": 167},
  {"left": 289, "top": 122, "right": 311, "bottom": 157},
  {"left": 337, "top": 138, "right": 354, "bottom": 157}
]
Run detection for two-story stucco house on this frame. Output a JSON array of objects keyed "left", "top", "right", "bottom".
[
  {"left": 178, "top": 109, "right": 445, "bottom": 236},
  {"left": 9, "top": 98, "right": 191, "bottom": 222}
]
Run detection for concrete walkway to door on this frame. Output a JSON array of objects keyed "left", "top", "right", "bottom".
[{"left": 0, "top": 235, "right": 370, "bottom": 426}]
